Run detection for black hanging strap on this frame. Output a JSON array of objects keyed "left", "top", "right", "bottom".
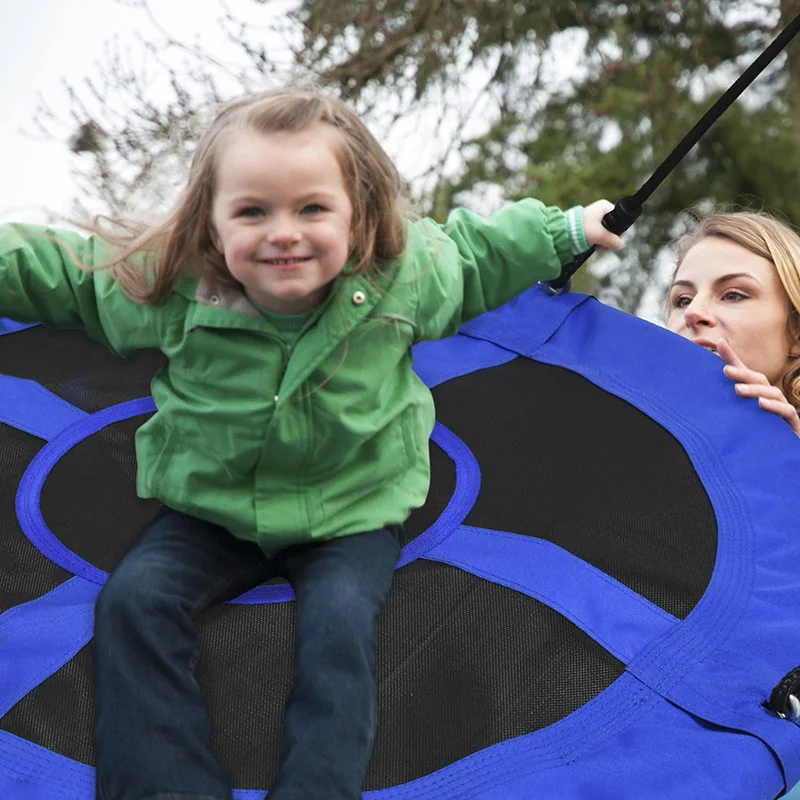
[{"left": 547, "top": 11, "right": 800, "bottom": 292}]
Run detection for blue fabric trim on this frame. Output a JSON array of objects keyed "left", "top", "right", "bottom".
[
  {"left": 460, "top": 287, "right": 590, "bottom": 359},
  {"left": 425, "top": 525, "right": 677, "bottom": 664},
  {"left": 455, "top": 283, "right": 800, "bottom": 789},
  {"left": 0, "top": 577, "right": 100, "bottom": 718},
  {"left": 0, "top": 318, "right": 38, "bottom": 335},
  {"left": 0, "top": 731, "right": 96, "bottom": 799},
  {"left": 396, "top": 425, "right": 481, "bottom": 568},
  {"left": 16, "top": 397, "right": 479, "bottom": 605},
  {"left": 16, "top": 399, "right": 154, "bottom": 585},
  {"left": 412, "top": 335, "right": 516, "bottom": 389},
  {"left": 366, "top": 675, "right": 782, "bottom": 799},
  {"left": 0, "top": 731, "right": 268, "bottom": 800},
  {"left": 0, "top": 375, "right": 87, "bottom": 441},
  {"left": 0, "top": 676, "right": 783, "bottom": 799}
]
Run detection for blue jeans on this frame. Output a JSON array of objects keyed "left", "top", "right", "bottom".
[{"left": 94, "top": 508, "right": 404, "bottom": 800}]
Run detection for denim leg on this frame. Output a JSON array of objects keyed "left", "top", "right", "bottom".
[
  {"left": 268, "top": 525, "right": 405, "bottom": 800},
  {"left": 94, "top": 509, "right": 272, "bottom": 800}
]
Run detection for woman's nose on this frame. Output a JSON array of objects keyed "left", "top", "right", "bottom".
[{"left": 684, "top": 297, "right": 715, "bottom": 329}]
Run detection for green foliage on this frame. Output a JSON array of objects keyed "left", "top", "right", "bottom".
[{"left": 298, "top": 0, "right": 800, "bottom": 310}]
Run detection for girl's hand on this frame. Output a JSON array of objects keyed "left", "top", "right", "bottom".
[
  {"left": 719, "top": 339, "right": 800, "bottom": 437},
  {"left": 582, "top": 200, "right": 624, "bottom": 252}
]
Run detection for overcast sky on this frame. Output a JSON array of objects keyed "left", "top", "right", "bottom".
[
  {"left": 0, "top": 0, "right": 247, "bottom": 223},
  {"left": 2, "top": 1, "right": 138, "bottom": 220}
]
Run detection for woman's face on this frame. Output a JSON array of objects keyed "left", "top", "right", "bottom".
[{"left": 667, "top": 236, "right": 800, "bottom": 386}]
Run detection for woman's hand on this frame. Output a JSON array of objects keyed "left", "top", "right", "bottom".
[
  {"left": 718, "top": 339, "right": 800, "bottom": 437},
  {"left": 582, "top": 200, "right": 624, "bottom": 252}
]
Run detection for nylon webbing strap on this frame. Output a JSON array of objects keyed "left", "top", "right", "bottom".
[{"left": 547, "top": 11, "right": 800, "bottom": 291}]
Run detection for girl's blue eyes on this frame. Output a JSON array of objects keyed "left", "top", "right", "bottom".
[{"left": 236, "top": 205, "right": 325, "bottom": 218}]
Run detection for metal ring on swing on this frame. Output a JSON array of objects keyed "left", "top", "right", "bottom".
[{"left": 777, "top": 694, "right": 800, "bottom": 722}]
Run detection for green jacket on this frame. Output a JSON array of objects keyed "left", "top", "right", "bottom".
[{"left": 0, "top": 199, "right": 573, "bottom": 554}]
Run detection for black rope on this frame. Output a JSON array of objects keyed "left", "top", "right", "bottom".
[{"left": 547, "top": 11, "right": 800, "bottom": 292}]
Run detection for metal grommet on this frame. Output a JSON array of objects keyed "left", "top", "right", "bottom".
[
  {"left": 352, "top": 290, "right": 366, "bottom": 306},
  {"left": 540, "top": 278, "right": 571, "bottom": 296},
  {"left": 768, "top": 666, "right": 800, "bottom": 721},
  {"left": 777, "top": 694, "right": 800, "bottom": 722},
  {"left": 209, "top": 295, "right": 220, "bottom": 306}
]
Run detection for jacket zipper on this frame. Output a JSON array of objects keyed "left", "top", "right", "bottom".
[
  {"left": 273, "top": 338, "right": 291, "bottom": 405},
  {"left": 272, "top": 292, "right": 335, "bottom": 404}
]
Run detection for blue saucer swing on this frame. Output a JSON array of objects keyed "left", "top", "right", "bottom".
[{"left": 2, "top": 13, "right": 800, "bottom": 800}]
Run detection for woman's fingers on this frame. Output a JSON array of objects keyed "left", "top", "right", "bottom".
[
  {"left": 757, "top": 396, "right": 800, "bottom": 436},
  {"left": 707, "top": 339, "right": 800, "bottom": 436},
  {"left": 716, "top": 339, "right": 745, "bottom": 369},
  {"left": 733, "top": 382, "right": 785, "bottom": 401},
  {"left": 723, "top": 364, "right": 770, "bottom": 387},
  {"left": 717, "top": 345, "right": 800, "bottom": 436},
  {"left": 731, "top": 380, "right": 800, "bottom": 436},
  {"left": 718, "top": 340, "right": 774, "bottom": 389}
]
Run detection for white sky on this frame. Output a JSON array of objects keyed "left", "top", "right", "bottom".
[
  {"left": 1, "top": 1, "right": 136, "bottom": 220},
  {"left": 0, "top": 0, "right": 507, "bottom": 224},
  {"left": 0, "top": 0, "right": 248, "bottom": 223}
]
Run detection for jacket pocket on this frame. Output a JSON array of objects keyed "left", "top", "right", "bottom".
[
  {"left": 343, "top": 404, "right": 416, "bottom": 497},
  {"left": 140, "top": 425, "right": 178, "bottom": 498}
]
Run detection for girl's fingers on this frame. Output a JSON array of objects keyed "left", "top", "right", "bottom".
[{"left": 594, "top": 232, "right": 624, "bottom": 252}]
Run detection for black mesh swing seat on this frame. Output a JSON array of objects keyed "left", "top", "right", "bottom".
[{"left": 2, "top": 285, "right": 800, "bottom": 799}]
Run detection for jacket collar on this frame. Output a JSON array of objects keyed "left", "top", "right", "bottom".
[
  {"left": 183, "top": 265, "right": 377, "bottom": 322},
  {"left": 194, "top": 276, "right": 262, "bottom": 318}
]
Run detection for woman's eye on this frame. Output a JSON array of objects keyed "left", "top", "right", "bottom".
[
  {"left": 238, "top": 207, "right": 263, "bottom": 218},
  {"left": 671, "top": 295, "right": 691, "bottom": 309},
  {"left": 722, "top": 289, "right": 748, "bottom": 302},
  {"left": 302, "top": 204, "right": 325, "bottom": 215}
]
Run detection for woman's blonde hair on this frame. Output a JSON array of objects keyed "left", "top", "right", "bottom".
[
  {"left": 674, "top": 211, "right": 800, "bottom": 407},
  {"left": 92, "top": 88, "right": 409, "bottom": 303}
]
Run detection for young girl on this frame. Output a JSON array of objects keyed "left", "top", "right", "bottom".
[
  {"left": 0, "top": 89, "right": 622, "bottom": 800},
  {"left": 667, "top": 211, "right": 800, "bottom": 438}
]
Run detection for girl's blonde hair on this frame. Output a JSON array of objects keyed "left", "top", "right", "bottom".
[
  {"left": 674, "top": 211, "right": 800, "bottom": 407},
  {"left": 94, "top": 89, "right": 409, "bottom": 303}
]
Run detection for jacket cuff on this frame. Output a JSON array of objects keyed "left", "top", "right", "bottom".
[{"left": 564, "top": 206, "right": 590, "bottom": 255}]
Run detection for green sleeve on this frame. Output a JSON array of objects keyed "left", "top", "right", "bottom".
[
  {"left": 0, "top": 223, "right": 177, "bottom": 356},
  {"left": 409, "top": 198, "right": 573, "bottom": 342}
]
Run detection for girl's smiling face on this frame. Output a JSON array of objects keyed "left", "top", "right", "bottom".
[
  {"left": 667, "top": 236, "right": 800, "bottom": 386},
  {"left": 210, "top": 124, "right": 353, "bottom": 314}
]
